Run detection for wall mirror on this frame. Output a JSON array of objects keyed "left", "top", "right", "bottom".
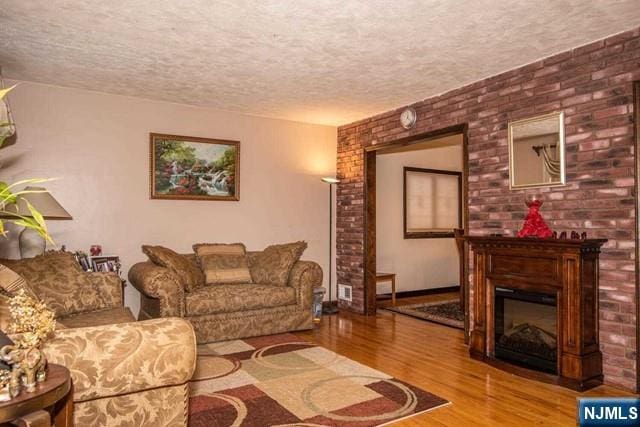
[{"left": 508, "top": 112, "right": 565, "bottom": 189}]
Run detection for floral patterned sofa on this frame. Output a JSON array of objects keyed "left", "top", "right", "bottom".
[
  {"left": 0, "top": 252, "right": 197, "bottom": 427},
  {"left": 128, "top": 242, "right": 323, "bottom": 343}
]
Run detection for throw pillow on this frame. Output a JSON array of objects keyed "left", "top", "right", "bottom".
[
  {"left": 0, "top": 263, "right": 38, "bottom": 299},
  {"left": 142, "top": 245, "right": 205, "bottom": 292},
  {"left": 193, "top": 243, "right": 252, "bottom": 285},
  {"left": 248, "top": 241, "right": 307, "bottom": 286},
  {"left": 1, "top": 251, "right": 106, "bottom": 317}
]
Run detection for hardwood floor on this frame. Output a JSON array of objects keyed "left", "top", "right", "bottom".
[{"left": 295, "top": 299, "right": 637, "bottom": 426}]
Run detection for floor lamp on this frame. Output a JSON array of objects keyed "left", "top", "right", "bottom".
[{"left": 321, "top": 177, "right": 339, "bottom": 314}]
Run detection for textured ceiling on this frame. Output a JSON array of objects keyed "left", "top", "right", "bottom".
[{"left": 1, "top": 1, "right": 639, "bottom": 126}]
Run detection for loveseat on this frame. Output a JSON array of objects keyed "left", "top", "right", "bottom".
[
  {"left": 128, "top": 242, "right": 323, "bottom": 343},
  {"left": 0, "top": 252, "right": 197, "bottom": 427}
]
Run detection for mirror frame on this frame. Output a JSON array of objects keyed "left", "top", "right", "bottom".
[{"left": 508, "top": 111, "right": 566, "bottom": 190}]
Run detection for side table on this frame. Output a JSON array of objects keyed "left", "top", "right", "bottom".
[
  {"left": 0, "top": 364, "right": 72, "bottom": 427},
  {"left": 375, "top": 272, "right": 396, "bottom": 306}
]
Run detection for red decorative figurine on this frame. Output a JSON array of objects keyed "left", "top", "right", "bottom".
[{"left": 517, "top": 197, "right": 553, "bottom": 238}]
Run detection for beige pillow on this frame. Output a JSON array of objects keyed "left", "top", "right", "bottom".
[
  {"left": 248, "top": 241, "right": 307, "bottom": 286},
  {"left": 193, "top": 243, "right": 252, "bottom": 285},
  {"left": 142, "top": 245, "right": 205, "bottom": 292}
]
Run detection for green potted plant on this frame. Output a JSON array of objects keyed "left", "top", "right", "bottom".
[{"left": 0, "top": 85, "right": 52, "bottom": 244}]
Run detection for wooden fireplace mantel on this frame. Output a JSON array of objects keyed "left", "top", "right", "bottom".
[{"left": 466, "top": 236, "right": 607, "bottom": 391}]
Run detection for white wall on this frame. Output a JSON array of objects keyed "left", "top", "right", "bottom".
[
  {"left": 376, "top": 141, "right": 462, "bottom": 294},
  {"left": 1, "top": 81, "right": 337, "bottom": 314}
]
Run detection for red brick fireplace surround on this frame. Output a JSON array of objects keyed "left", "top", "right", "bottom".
[{"left": 336, "top": 27, "right": 640, "bottom": 390}]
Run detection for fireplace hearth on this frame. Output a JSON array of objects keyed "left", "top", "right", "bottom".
[{"left": 467, "top": 236, "right": 606, "bottom": 391}]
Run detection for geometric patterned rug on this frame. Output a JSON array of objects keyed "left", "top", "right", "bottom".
[
  {"left": 189, "top": 333, "right": 449, "bottom": 426},
  {"left": 383, "top": 299, "right": 464, "bottom": 330}
]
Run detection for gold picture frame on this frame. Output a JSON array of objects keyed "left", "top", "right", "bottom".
[
  {"left": 150, "top": 133, "right": 240, "bottom": 201},
  {"left": 508, "top": 112, "right": 565, "bottom": 190}
]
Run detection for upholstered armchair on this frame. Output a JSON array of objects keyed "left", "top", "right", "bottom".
[
  {"left": 1, "top": 252, "right": 197, "bottom": 427},
  {"left": 43, "top": 318, "right": 196, "bottom": 426},
  {"left": 129, "top": 251, "right": 323, "bottom": 343}
]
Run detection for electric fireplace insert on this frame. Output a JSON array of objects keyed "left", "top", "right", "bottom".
[{"left": 494, "top": 287, "right": 557, "bottom": 374}]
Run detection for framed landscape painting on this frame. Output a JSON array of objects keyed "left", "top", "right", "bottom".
[{"left": 150, "top": 133, "right": 240, "bottom": 201}]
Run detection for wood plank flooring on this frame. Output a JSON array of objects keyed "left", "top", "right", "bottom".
[{"left": 295, "top": 295, "right": 637, "bottom": 426}]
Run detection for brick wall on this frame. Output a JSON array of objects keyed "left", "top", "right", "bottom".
[{"left": 336, "top": 27, "right": 639, "bottom": 390}]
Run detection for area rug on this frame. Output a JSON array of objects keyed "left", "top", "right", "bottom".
[
  {"left": 383, "top": 299, "right": 464, "bottom": 330},
  {"left": 189, "top": 333, "right": 449, "bottom": 426}
]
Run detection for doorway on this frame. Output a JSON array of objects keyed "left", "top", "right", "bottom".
[{"left": 364, "top": 124, "right": 470, "bottom": 338}]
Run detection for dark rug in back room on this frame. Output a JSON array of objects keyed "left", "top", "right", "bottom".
[{"left": 383, "top": 299, "right": 464, "bottom": 329}]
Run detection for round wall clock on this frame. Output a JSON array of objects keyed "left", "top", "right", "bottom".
[{"left": 400, "top": 107, "right": 417, "bottom": 129}]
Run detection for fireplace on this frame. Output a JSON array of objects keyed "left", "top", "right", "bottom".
[
  {"left": 494, "top": 287, "right": 557, "bottom": 374},
  {"left": 467, "top": 236, "right": 606, "bottom": 390}
]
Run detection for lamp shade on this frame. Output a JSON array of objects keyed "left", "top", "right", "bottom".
[
  {"left": 3, "top": 187, "right": 72, "bottom": 220},
  {"left": 321, "top": 177, "right": 340, "bottom": 184}
]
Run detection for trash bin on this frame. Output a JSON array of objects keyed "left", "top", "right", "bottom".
[{"left": 312, "top": 287, "right": 326, "bottom": 324}]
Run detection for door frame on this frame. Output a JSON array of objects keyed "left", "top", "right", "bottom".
[
  {"left": 634, "top": 80, "right": 639, "bottom": 393},
  {"left": 363, "top": 123, "right": 470, "bottom": 340}
]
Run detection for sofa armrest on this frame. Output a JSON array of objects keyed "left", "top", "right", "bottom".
[
  {"left": 42, "top": 318, "right": 196, "bottom": 403},
  {"left": 288, "top": 260, "right": 323, "bottom": 310},
  {"left": 128, "top": 262, "right": 185, "bottom": 317},
  {"left": 87, "top": 272, "right": 122, "bottom": 309}
]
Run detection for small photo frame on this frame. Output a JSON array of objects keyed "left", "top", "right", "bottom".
[
  {"left": 90, "top": 256, "right": 121, "bottom": 275},
  {"left": 93, "top": 261, "right": 110, "bottom": 272}
]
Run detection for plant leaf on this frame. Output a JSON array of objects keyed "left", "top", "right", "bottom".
[
  {"left": 25, "top": 200, "right": 46, "bottom": 229},
  {"left": 0, "top": 182, "right": 16, "bottom": 205},
  {"left": 0, "top": 85, "right": 17, "bottom": 101},
  {"left": 4, "top": 178, "right": 52, "bottom": 191},
  {"left": 11, "top": 218, "right": 36, "bottom": 228},
  {"left": 10, "top": 218, "right": 54, "bottom": 245},
  {"left": 36, "top": 226, "right": 54, "bottom": 245},
  {"left": 0, "top": 179, "right": 53, "bottom": 202}
]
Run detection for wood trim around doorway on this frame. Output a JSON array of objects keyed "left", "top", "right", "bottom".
[
  {"left": 363, "top": 123, "right": 470, "bottom": 340},
  {"left": 634, "top": 80, "right": 640, "bottom": 393}
]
